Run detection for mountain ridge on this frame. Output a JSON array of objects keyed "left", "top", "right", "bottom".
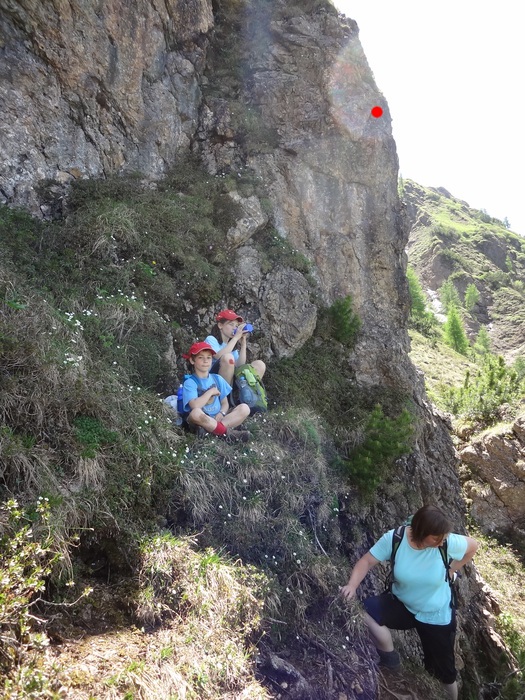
[{"left": 403, "top": 178, "right": 525, "bottom": 363}]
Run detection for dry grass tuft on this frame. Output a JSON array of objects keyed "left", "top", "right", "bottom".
[{"left": 43, "top": 535, "right": 271, "bottom": 700}]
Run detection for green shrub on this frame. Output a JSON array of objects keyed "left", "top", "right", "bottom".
[
  {"left": 339, "top": 405, "right": 414, "bottom": 496},
  {"left": 0, "top": 498, "right": 90, "bottom": 693},
  {"left": 431, "top": 224, "right": 458, "bottom": 242},
  {"left": 439, "top": 278, "right": 462, "bottom": 313},
  {"left": 442, "top": 305, "right": 469, "bottom": 355},
  {"left": 481, "top": 269, "right": 509, "bottom": 291},
  {"left": 464, "top": 283, "right": 480, "bottom": 312},
  {"left": 472, "top": 325, "right": 491, "bottom": 358},
  {"left": 263, "top": 337, "right": 361, "bottom": 426},
  {"left": 513, "top": 357, "right": 525, "bottom": 382},
  {"left": 328, "top": 295, "right": 361, "bottom": 346},
  {"left": 438, "top": 355, "right": 524, "bottom": 426}
]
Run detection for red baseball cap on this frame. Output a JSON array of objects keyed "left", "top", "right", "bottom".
[
  {"left": 182, "top": 341, "right": 216, "bottom": 359},
  {"left": 216, "top": 308, "right": 243, "bottom": 322}
]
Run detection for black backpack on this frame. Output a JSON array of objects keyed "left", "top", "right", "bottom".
[{"left": 388, "top": 524, "right": 458, "bottom": 609}]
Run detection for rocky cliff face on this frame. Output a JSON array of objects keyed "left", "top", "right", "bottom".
[
  {"left": 1, "top": 0, "right": 410, "bottom": 389},
  {"left": 0, "top": 0, "right": 212, "bottom": 212},
  {"left": 460, "top": 413, "right": 525, "bottom": 541}
]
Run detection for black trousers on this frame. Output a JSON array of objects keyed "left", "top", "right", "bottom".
[{"left": 364, "top": 592, "right": 457, "bottom": 684}]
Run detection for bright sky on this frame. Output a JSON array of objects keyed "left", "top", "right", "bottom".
[{"left": 332, "top": 0, "right": 525, "bottom": 237}]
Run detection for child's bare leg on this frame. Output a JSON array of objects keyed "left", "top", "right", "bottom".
[
  {"left": 217, "top": 353, "right": 235, "bottom": 385},
  {"left": 188, "top": 409, "right": 218, "bottom": 434},
  {"left": 222, "top": 404, "right": 250, "bottom": 428}
]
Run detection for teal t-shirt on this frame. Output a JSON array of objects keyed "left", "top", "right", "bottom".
[{"left": 370, "top": 529, "right": 468, "bottom": 625}]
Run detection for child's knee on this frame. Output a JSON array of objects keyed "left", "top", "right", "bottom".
[
  {"left": 239, "top": 403, "right": 251, "bottom": 419},
  {"left": 189, "top": 408, "right": 205, "bottom": 424},
  {"left": 220, "top": 353, "right": 235, "bottom": 366}
]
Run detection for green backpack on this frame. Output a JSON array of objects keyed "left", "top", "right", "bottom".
[{"left": 232, "top": 363, "right": 268, "bottom": 414}]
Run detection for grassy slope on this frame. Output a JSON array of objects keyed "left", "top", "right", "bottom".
[{"left": 409, "top": 329, "right": 476, "bottom": 399}]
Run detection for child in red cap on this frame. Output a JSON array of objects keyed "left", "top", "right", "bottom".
[
  {"left": 181, "top": 341, "right": 250, "bottom": 442},
  {"left": 205, "top": 309, "right": 266, "bottom": 387}
]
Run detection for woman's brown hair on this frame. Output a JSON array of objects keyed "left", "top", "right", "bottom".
[{"left": 410, "top": 505, "right": 452, "bottom": 544}]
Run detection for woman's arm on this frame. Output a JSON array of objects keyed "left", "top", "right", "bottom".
[
  {"left": 449, "top": 536, "right": 479, "bottom": 575},
  {"left": 340, "top": 552, "right": 380, "bottom": 601}
]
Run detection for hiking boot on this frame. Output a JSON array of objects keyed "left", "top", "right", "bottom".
[
  {"left": 223, "top": 428, "right": 250, "bottom": 443},
  {"left": 377, "top": 649, "right": 401, "bottom": 669}
]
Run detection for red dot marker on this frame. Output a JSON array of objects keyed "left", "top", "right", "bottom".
[{"left": 371, "top": 105, "right": 383, "bottom": 118}]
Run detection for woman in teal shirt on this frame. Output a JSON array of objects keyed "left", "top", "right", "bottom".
[{"left": 340, "top": 505, "right": 478, "bottom": 700}]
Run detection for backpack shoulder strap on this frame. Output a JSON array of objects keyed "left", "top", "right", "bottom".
[
  {"left": 390, "top": 525, "right": 406, "bottom": 578},
  {"left": 439, "top": 538, "right": 458, "bottom": 609},
  {"left": 187, "top": 374, "right": 218, "bottom": 387},
  {"left": 208, "top": 372, "right": 220, "bottom": 386},
  {"left": 438, "top": 538, "right": 450, "bottom": 574},
  {"left": 186, "top": 374, "right": 212, "bottom": 395}
]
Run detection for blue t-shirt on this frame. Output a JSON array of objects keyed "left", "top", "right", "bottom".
[
  {"left": 205, "top": 335, "right": 239, "bottom": 362},
  {"left": 182, "top": 373, "right": 232, "bottom": 417},
  {"left": 370, "top": 529, "right": 468, "bottom": 625}
]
